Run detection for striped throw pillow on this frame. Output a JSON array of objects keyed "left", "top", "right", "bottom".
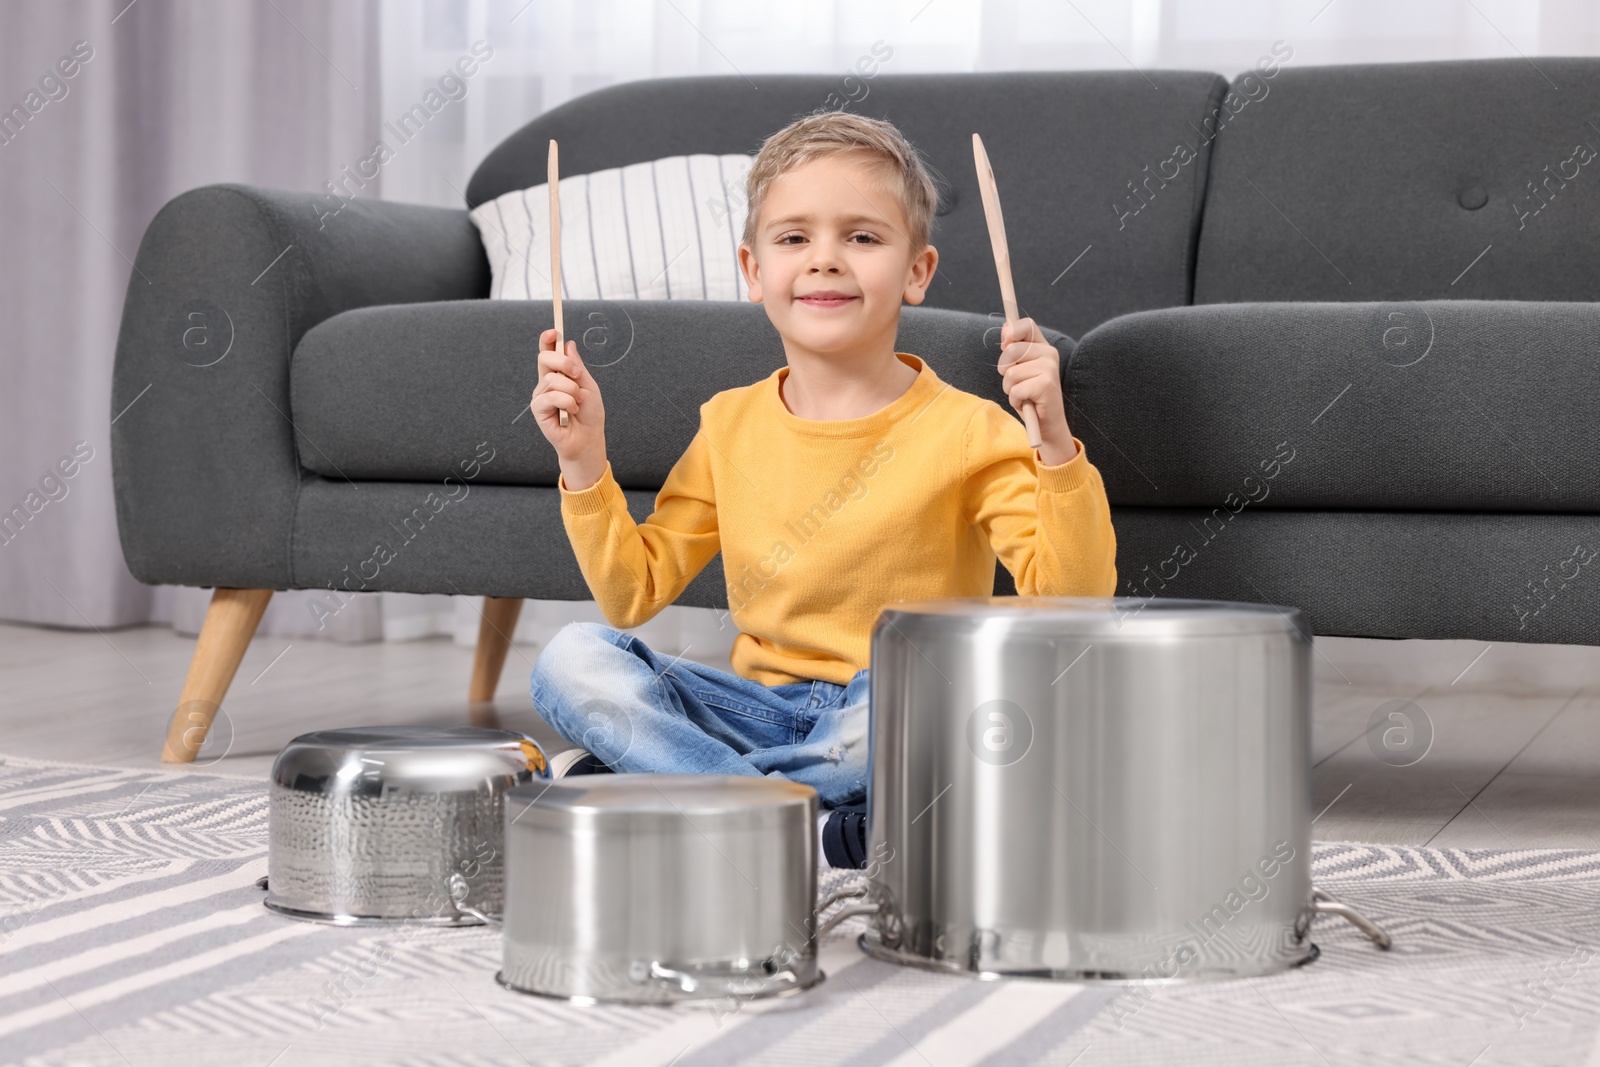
[{"left": 470, "top": 154, "right": 756, "bottom": 302}]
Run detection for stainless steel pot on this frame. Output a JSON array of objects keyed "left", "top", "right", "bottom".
[
  {"left": 266, "top": 725, "right": 546, "bottom": 925},
  {"left": 474, "top": 774, "right": 871, "bottom": 1004},
  {"left": 864, "top": 596, "right": 1390, "bottom": 981}
]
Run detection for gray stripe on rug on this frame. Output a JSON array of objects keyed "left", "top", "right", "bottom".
[
  {"left": 973, "top": 986, "right": 1120, "bottom": 1066},
  {"left": 2, "top": 915, "right": 380, "bottom": 1061},
  {"left": 1, "top": 891, "right": 277, "bottom": 1003},
  {"left": 830, "top": 970, "right": 1002, "bottom": 1067},
  {"left": 0, "top": 860, "right": 262, "bottom": 970}
]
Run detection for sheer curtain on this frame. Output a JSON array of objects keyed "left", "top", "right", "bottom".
[
  {"left": 379, "top": 0, "right": 1600, "bottom": 220},
  {"left": 2, "top": 0, "right": 1595, "bottom": 652},
  {"left": 0, "top": 0, "right": 391, "bottom": 640}
]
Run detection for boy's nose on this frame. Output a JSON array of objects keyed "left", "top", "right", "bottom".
[{"left": 805, "top": 240, "right": 846, "bottom": 272}]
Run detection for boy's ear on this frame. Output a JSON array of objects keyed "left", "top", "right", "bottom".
[
  {"left": 902, "top": 244, "right": 939, "bottom": 306},
  {"left": 738, "top": 243, "right": 763, "bottom": 303}
]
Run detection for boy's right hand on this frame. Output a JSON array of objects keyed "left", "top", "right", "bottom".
[{"left": 532, "top": 328, "right": 608, "bottom": 490}]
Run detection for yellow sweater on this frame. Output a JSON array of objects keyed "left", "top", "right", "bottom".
[{"left": 558, "top": 352, "right": 1118, "bottom": 686}]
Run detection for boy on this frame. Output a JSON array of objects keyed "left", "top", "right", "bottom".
[{"left": 527, "top": 112, "right": 1116, "bottom": 868}]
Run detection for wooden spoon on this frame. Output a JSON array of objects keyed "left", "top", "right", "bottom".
[
  {"left": 549, "top": 139, "right": 568, "bottom": 428},
  {"left": 972, "top": 132, "right": 1042, "bottom": 449}
]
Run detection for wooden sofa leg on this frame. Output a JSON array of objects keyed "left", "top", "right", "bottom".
[
  {"left": 160, "top": 588, "right": 274, "bottom": 763},
  {"left": 469, "top": 597, "right": 524, "bottom": 703}
]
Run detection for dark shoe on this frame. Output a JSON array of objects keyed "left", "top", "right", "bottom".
[{"left": 821, "top": 808, "right": 868, "bottom": 870}]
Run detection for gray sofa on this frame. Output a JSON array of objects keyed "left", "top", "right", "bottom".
[{"left": 112, "top": 60, "right": 1600, "bottom": 757}]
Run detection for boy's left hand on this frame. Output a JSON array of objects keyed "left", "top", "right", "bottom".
[{"left": 998, "top": 317, "right": 1077, "bottom": 466}]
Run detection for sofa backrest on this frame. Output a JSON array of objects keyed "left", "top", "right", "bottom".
[
  {"left": 468, "top": 71, "right": 1228, "bottom": 340},
  {"left": 1194, "top": 57, "right": 1600, "bottom": 304}
]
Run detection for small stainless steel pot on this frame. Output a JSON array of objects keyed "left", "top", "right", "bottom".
[
  {"left": 266, "top": 725, "right": 546, "bottom": 925},
  {"left": 470, "top": 774, "right": 869, "bottom": 1004},
  {"left": 864, "top": 597, "right": 1389, "bottom": 981}
]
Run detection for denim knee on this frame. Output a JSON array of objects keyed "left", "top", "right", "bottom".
[{"left": 529, "top": 621, "right": 627, "bottom": 736}]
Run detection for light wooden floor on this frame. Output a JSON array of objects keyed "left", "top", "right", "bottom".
[{"left": 2, "top": 620, "right": 1596, "bottom": 849}]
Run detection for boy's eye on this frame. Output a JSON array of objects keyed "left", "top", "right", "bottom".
[
  {"left": 777, "top": 233, "right": 805, "bottom": 244},
  {"left": 849, "top": 232, "right": 879, "bottom": 244}
]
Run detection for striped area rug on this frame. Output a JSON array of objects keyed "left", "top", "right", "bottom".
[{"left": 4, "top": 755, "right": 1600, "bottom": 1066}]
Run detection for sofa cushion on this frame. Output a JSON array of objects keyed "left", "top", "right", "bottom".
[
  {"left": 467, "top": 71, "right": 1229, "bottom": 341},
  {"left": 289, "top": 299, "right": 1071, "bottom": 488},
  {"left": 1194, "top": 58, "right": 1600, "bottom": 304},
  {"left": 1066, "top": 300, "right": 1600, "bottom": 512},
  {"left": 289, "top": 479, "right": 732, "bottom": 606}
]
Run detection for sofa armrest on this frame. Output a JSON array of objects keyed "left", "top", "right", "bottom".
[
  {"left": 111, "top": 184, "right": 490, "bottom": 589},
  {"left": 1069, "top": 300, "right": 1600, "bottom": 512}
]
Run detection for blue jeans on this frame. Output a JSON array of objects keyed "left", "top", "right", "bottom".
[{"left": 528, "top": 622, "right": 870, "bottom": 808}]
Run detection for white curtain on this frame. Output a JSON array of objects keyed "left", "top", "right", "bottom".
[
  {"left": 2, "top": 0, "right": 1596, "bottom": 652},
  {"left": 378, "top": 0, "right": 1600, "bottom": 217},
  {"left": 0, "top": 0, "right": 394, "bottom": 639}
]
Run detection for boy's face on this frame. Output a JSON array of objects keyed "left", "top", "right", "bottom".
[{"left": 739, "top": 151, "right": 937, "bottom": 358}]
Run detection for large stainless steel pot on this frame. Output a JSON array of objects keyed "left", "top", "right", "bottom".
[
  {"left": 266, "top": 725, "right": 546, "bottom": 925},
  {"left": 482, "top": 774, "right": 869, "bottom": 1004},
  {"left": 864, "top": 596, "right": 1389, "bottom": 981}
]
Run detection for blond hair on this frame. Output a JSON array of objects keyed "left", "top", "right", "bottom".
[{"left": 741, "top": 111, "right": 939, "bottom": 251}]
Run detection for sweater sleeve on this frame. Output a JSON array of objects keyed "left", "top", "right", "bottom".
[
  {"left": 558, "top": 424, "right": 721, "bottom": 629},
  {"left": 961, "top": 403, "right": 1118, "bottom": 597}
]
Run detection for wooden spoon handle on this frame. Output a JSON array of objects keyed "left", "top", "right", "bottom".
[
  {"left": 549, "top": 139, "right": 568, "bottom": 428},
  {"left": 973, "top": 133, "right": 1042, "bottom": 449}
]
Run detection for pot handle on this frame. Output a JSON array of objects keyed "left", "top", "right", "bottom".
[
  {"left": 630, "top": 958, "right": 805, "bottom": 998},
  {"left": 812, "top": 885, "right": 880, "bottom": 940},
  {"left": 1310, "top": 886, "right": 1392, "bottom": 949},
  {"left": 627, "top": 884, "right": 883, "bottom": 997},
  {"left": 447, "top": 873, "right": 501, "bottom": 928},
  {"left": 636, "top": 961, "right": 701, "bottom": 994},
  {"left": 815, "top": 903, "right": 881, "bottom": 940}
]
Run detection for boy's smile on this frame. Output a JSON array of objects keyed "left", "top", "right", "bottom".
[
  {"left": 795, "top": 289, "right": 857, "bottom": 310},
  {"left": 739, "top": 150, "right": 937, "bottom": 371}
]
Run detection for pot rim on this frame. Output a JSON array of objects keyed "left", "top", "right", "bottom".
[{"left": 875, "top": 596, "right": 1307, "bottom": 639}]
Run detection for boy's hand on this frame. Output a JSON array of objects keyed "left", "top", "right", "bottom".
[
  {"left": 532, "top": 328, "right": 608, "bottom": 490},
  {"left": 998, "top": 317, "right": 1077, "bottom": 466}
]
